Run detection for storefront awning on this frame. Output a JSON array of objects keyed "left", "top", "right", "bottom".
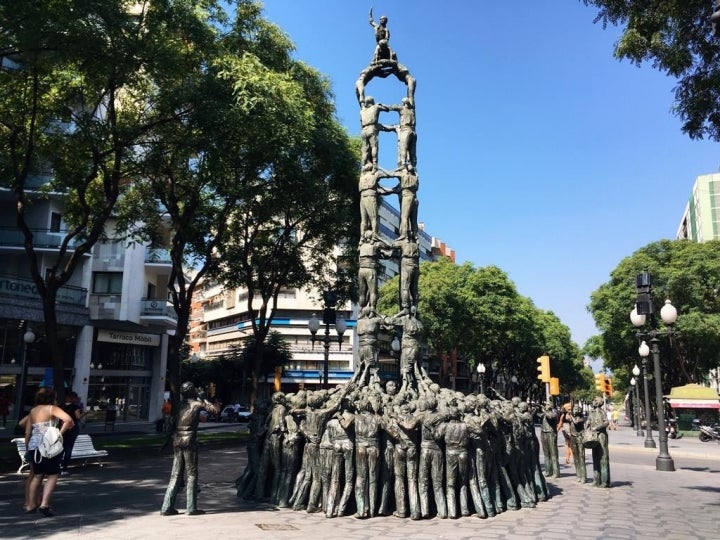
[{"left": 666, "top": 384, "right": 720, "bottom": 410}]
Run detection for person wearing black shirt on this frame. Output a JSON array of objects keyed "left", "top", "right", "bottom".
[{"left": 60, "top": 391, "right": 82, "bottom": 474}]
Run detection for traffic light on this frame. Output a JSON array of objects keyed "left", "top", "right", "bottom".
[
  {"left": 604, "top": 377, "right": 613, "bottom": 396},
  {"left": 594, "top": 373, "right": 606, "bottom": 393},
  {"left": 537, "top": 355, "right": 551, "bottom": 383},
  {"left": 549, "top": 377, "right": 560, "bottom": 396}
]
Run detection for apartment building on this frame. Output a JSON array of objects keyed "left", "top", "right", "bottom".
[
  {"left": 0, "top": 179, "right": 176, "bottom": 425},
  {"left": 676, "top": 172, "right": 720, "bottom": 242}
]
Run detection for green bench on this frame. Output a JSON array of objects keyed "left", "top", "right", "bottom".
[{"left": 11, "top": 434, "right": 109, "bottom": 474}]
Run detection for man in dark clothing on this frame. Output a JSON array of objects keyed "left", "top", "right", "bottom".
[{"left": 60, "top": 391, "right": 83, "bottom": 474}]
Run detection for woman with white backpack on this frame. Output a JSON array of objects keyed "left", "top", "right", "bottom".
[{"left": 23, "top": 388, "right": 74, "bottom": 517}]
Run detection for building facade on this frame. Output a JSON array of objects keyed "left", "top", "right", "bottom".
[
  {"left": 0, "top": 186, "right": 176, "bottom": 425},
  {"left": 676, "top": 173, "right": 720, "bottom": 242}
]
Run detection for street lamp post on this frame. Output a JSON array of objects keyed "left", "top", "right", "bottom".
[
  {"left": 631, "top": 272, "right": 677, "bottom": 472},
  {"left": 476, "top": 362, "right": 486, "bottom": 395},
  {"left": 13, "top": 322, "right": 36, "bottom": 423},
  {"left": 308, "top": 291, "right": 346, "bottom": 389},
  {"left": 632, "top": 364, "right": 643, "bottom": 437}
]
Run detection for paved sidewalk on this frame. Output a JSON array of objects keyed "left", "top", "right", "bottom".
[{"left": 1, "top": 424, "right": 718, "bottom": 540}]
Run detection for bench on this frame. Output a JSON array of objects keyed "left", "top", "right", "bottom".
[{"left": 11, "top": 434, "right": 109, "bottom": 474}]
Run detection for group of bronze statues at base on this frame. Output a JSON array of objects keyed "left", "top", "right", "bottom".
[{"left": 233, "top": 377, "right": 611, "bottom": 521}]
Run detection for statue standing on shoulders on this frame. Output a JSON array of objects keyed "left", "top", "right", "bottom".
[
  {"left": 360, "top": 99, "right": 391, "bottom": 170},
  {"left": 389, "top": 164, "right": 419, "bottom": 241},
  {"left": 369, "top": 9, "right": 396, "bottom": 63},
  {"left": 358, "top": 230, "right": 393, "bottom": 313},
  {"left": 161, "top": 382, "right": 219, "bottom": 516},
  {"left": 384, "top": 98, "right": 417, "bottom": 168},
  {"left": 353, "top": 308, "right": 385, "bottom": 386}
]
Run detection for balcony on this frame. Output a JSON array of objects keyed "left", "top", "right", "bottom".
[
  {"left": 139, "top": 298, "right": 177, "bottom": 327},
  {"left": 0, "top": 273, "right": 87, "bottom": 306},
  {"left": 0, "top": 227, "right": 86, "bottom": 252},
  {"left": 145, "top": 248, "right": 172, "bottom": 266}
]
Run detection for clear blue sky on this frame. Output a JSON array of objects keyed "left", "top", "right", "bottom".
[{"left": 260, "top": 1, "right": 720, "bottom": 350}]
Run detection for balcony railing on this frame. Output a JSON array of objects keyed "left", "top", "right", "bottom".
[
  {"left": 140, "top": 298, "right": 177, "bottom": 320},
  {"left": 0, "top": 273, "right": 87, "bottom": 306},
  {"left": 0, "top": 227, "right": 84, "bottom": 250},
  {"left": 145, "top": 248, "right": 172, "bottom": 264}
]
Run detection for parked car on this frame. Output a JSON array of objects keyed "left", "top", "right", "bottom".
[
  {"left": 236, "top": 405, "right": 251, "bottom": 423},
  {"left": 220, "top": 405, "right": 237, "bottom": 423}
]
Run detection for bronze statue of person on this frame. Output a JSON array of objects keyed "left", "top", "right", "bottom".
[
  {"left": 567, "top": 405, "right": 586, "bottom": 484},
  {"left": 517, "top": 401, "right": 548, "bottom": 504},
  {"left": 325, "top": 400, "right": 355, "bottom": 518},
  {"left": 277, "top": 405, "right": 302, "bottom": 507},
  {"left": 390, "top": 239, "right": 419, "bottom": 316},
  {"left": 358, "top": 231, "right": 392, "bottom": 313},
  {"left": 587, "top": 397, "right": 610, "bottom": 488},
  {"left": 415, "top": 395, "right": 448, "bottom": 519},
  {"left": 385, "top": 309, "right": 423, "bottom": 393},
  {"left": 255, "top": 392, "right": 288, "bottom": 502},
  {"left": 540, "top": 401, "right": 560, "bottom": 478},
  {"left": 293, "top": 389, "right": 346, "bottom": 512},
  {"left": 368, "top": 9, "right": 396, "bottom": 63},
  {"left": 360, "top": 98, "right": 391, "bottom": 169},
  {"left": 354, "top": 308, "right": 385, "bottom": 386},
  {"left": 390, "top": 164, "right": 419, "bottom": 241},
  {"left": 436, "top": 403, "right": 470, "bottom": 519},
  {"left": 161, "top": 382, "right": 219, "bottom": 516},
  {"left": 359, "top": 163, "right": 394, "bottom": 238},
  {"left": 464, "top": 395, "right": 495, "bottom": 518},
  {"left": 386, "top": 401, "right": 421, "bottom": 520},
  {"left": 385, "top": 99, "right": 417, "bottom": 168},
  {"left": 353, "top": 393, "right": 384, "bottom": 519},
  {"left": 236, "top": 398, "right": 271, "bottom": 499}
]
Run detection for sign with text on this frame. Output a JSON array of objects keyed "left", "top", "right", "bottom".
[{"left": 97, "top": 329, "right": 160, "bottom": 347}]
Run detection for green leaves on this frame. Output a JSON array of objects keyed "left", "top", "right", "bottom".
[
  {"left": 582, "top": 0, "right": 720, "bottom": 140},
  {"left": 588, "top": 239, "right": 720, "bottom": 386},
  {"left": 378, "top": 258, "right": 581, "bottom": 394}
]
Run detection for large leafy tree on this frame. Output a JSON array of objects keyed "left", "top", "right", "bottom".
[
  {"left": 125, "top": 1, "right": 359, "bottom": 408},
  {"left": 378, "top": 258, "right": 582, "bottom": 397},
  {"left": 581, "top": 0, "right": 720, "bottom": 140},
  {"left": 587, "top": 239, "right": 720, "bottom": 391},
  {"left": 0, "top": 1, "right": 201, "bottom": 396}
]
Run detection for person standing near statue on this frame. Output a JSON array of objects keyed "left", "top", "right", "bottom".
[
  {"left": 586, "top": 397, "right": 610, "bottom": 488},
  {"left": 161, "top": 382, "right": 219, "bottom": 516}
]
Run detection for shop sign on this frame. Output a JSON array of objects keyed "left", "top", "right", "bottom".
[{"left": 97, "top": 329, "right": 160, "bottom": 347}]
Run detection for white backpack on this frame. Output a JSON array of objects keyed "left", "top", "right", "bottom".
[{"left": 37, "top": 409, "right": 64, "bottom": 460}]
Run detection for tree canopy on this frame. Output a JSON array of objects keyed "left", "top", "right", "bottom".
[
  {"left": 378, "top": 258, "right": 585, "bottom": 399},
  {"left": 581, "top": 0, "right": 720, "bottom": 140},
  {"left": 587, "top": 239, "right": 720, "bottom": 390}
]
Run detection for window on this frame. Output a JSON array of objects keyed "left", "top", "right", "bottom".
[
  {"left": 50, "top": 212, "right": 62, "bottom": 232},
  {"left": 93, "top": 272, "right": 123, "bottom": 294}
]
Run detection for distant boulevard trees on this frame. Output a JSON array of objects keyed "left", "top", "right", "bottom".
[
  {"left": 378, "top": 258, "right": 587, "bottom": 398},
  {"left": 587, "top": 239, "right": 720, "bottom": 390}
]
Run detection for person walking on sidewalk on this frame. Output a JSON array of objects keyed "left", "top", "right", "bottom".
[{"left": 24, "top": 388, "right": 75, "bottom": 517}]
